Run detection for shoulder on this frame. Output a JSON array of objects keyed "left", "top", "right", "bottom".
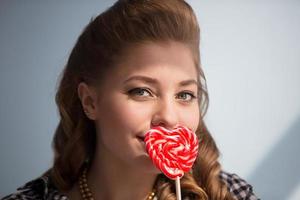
[
  {"left": 1, "top": 174, "right": 67, "bottom": 200},
  {"left": 1, "top": 176, "right": 48, "bottom": 200},
  {"left": 219, "top": 171, "right": 260, "bottom": 200}
]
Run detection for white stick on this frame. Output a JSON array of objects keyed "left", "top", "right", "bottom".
[{"left": 175, "top": 176, "right": 182, "bottom": 200}]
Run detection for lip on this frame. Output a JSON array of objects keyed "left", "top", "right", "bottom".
[
  {"left": 137, "top": 135, "right": 145, "bottom": 142},
  {"left": 136, "top": 136, "right": 147, "bottom": 154}
]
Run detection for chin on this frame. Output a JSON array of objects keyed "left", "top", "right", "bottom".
[{"left": 133, "top": 154, "right": 161, "bottom": 173}]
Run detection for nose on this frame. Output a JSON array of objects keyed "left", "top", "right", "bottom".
[{"left": 151, "top": 98, "right": 179, "bottom": 130}]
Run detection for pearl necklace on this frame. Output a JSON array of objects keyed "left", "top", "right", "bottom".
[{"left": 78, "top": 167, "right": 156, "bottom": 200}]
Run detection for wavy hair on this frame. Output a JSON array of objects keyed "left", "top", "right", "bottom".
[{"left": 47, "top": 0, "right": 235, "bottom": 199}]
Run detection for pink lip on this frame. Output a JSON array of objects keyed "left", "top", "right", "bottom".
[{"left": 137, "top": 136, "right": 145, "bottom": 141}]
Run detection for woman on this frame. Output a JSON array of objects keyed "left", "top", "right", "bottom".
[{"left": 2, "top": 0, "right": 259, "bottom": 199}]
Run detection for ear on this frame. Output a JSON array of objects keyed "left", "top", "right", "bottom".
[{"left": 77, "top": 82, "right": 98, "bottom": 120}]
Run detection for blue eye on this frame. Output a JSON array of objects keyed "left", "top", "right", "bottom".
[
  {"left": 177, "top": 92, "right": 197, "bottom": 101},
  {"left": 128, "top": 88, "right": 151, "bottom": 97},
  {"left": 127, "top": 88, "right": 197, "bottom": 102}
]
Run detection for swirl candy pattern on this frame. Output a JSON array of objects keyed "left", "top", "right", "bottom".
[{"left": 144, "top": 125, "right": 199, "bottom": 180}]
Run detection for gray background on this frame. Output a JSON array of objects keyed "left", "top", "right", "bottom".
[{"left": 1, "top": 0, "right": 300, "bottom": 199}]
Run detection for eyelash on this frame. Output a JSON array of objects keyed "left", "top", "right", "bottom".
[{"left": 127, "top": 87, "right": 197, "bottom": 102}]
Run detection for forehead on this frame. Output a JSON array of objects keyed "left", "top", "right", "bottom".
[
  {"left": 97, "top": 41, "right": 199, "bottom": 93},
  {"left": 115, "top": 41, "right": 198, "bottom": 79}
]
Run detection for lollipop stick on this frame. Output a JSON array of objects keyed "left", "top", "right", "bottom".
[{"left": 175, "top": 176, "right": 182, "bottom": 200}]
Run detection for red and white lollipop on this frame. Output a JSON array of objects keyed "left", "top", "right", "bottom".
[{"left": 144, "top": 125, "right": 199, "bottom": 199}]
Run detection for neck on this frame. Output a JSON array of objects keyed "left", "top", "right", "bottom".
[{"left": 86, "top": 145, "right": 158, "bottom": 200}]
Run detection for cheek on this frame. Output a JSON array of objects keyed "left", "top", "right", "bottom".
[
  {"left": 182, "top": 105, "right": 200, "bottom": 133},
  {"left": 115, "top": 100, "right": 150, "bottom": 121},
  {"left": 96, "top": 97, "right": 152, "bottom": 133}
]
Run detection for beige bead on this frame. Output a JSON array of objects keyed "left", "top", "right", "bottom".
[{"left": 78, "top": 166, "right": 156, "bottom": 200}]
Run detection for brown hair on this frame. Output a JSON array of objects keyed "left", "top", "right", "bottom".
[{"left": 48, "top": 0, "right": 234, "bottom": 199}]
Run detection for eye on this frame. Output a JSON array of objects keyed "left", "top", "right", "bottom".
[
  {"left": 177, "top": 91, "right": 197, "bottom": 102},
  {"left": 127, "top": 87, "right": 152, "bottom": 97}
]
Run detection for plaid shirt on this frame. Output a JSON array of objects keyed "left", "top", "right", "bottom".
[
  {"left": 220, "top": 171, "right": 260, "bottom": 200},
  {"left": 2, "top": 171, "right": 259, "bottom": 200}
]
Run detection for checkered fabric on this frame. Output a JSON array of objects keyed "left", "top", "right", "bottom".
[
  {"left": 2, "top": 171, "right": 259, "bottom": 200},
  {"left": 220, "top": 171, "right": 260, "bottom": 200}
]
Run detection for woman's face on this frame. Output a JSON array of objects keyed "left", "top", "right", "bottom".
[{"left": 92, "top": 41, "right": 200, "bottom": 174}]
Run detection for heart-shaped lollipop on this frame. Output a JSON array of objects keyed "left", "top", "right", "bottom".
[{"left": 144, "top": 125, "right": 199, "bottom": 180}]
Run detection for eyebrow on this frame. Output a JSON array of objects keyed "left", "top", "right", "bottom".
[{"left": 123, "top": 75, "right": 198, "bottom": 87}]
